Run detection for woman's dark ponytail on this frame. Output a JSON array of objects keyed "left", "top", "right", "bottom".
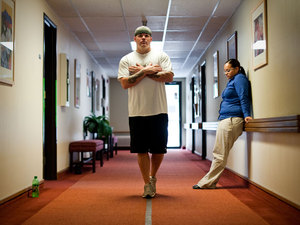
[
  {"left": 225, "top": 58, "right": 246, "bottom": 75},
  {"left": 239, "top": 66, "right": 246, "bottom": 75}
]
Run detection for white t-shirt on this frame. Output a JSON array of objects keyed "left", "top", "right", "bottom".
[{"left": 118, "top": 50, "right": 173, "bottom": 117}]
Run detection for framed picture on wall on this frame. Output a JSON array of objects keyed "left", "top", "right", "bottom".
[
  {"left": 95, "top": 79, "right": 100, "bottom": 111},
  {"left": 0, "top": 0, "right": 15, "bottom": 86},
  {"left": 227, "top": 31, "right": 237, "bottom": 60},
  {"left": 74, "top": 59, "right": 81, "bottom": 108},
  {"left": 213, "top": 51, "right": 219, "bottom": 98},
  {"left": 86, "top": 69, "right": 92, "bottom": 97},
  {"left": 251, "top": 0, "right": 268, "bottom": 70},
  {"left": 193, "top": 73, "right": 200, "bottom": 118}
]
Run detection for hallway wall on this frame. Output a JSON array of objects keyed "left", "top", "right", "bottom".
[
  {"left": 186, "top": 0, "right": 300, "bottom": 207},
  {"left": 109, "top": 77, "right": 187, "bottom": 147},
  {"left": 0, "top": 0, "right": 108, "bottom": 202}
]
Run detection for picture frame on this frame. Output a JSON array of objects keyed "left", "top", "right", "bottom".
[
  {"left": 227, "top": 31, "right": 237, "bottom": 60},
  {"left": 86, "top": 69, "right": 92, "bottom": 97},
  {"left": 95, "top": 79, "right": 100, "bottom": 111},
  {"left": 74, "top": 59, "right": 81, "bottom": 108},
  {"left": 0, "top": 0, "right": 15, "bottom": 86},
  {"left": 213, "top": 50, "right": 219, "bottom": 98},
  {"left": 59, "top": 53, "right": 70, "bottom": 107},
  {"left": 251, "top": 0, "right": 268, "bottom": 70},
  {"left": 193, "top": 72, "right": 200, "bottom": 118}
]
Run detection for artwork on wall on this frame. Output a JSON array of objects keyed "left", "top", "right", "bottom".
[
  {"left": 193, "top": 72, "right": 200, "bottom": 118},
  {"left": 86, "top": 69, "right": 92, "bottom": 97},
  {"left": 213, "top": 50, "right": 219, "bottom": 98},
  {"left": 0, "top": 0, "right": 15, "bottom": 86},
  {"left": 59, "top": 53, "right": 70, "bottom": 107},
  {"left": 227, "top": 31, "right": 237, "bottom": 60},
  {"left": 74, "top": 59, "right": 81, "bottom": 108},
  {"left": 251, "top": 0, "right": 268, "bottom": 70},
  {"left": 101, "top": 76, "right": 106, "bottom": 115},
  {"left": 95, "top": 79, "right": 100, "bottom": 111}
]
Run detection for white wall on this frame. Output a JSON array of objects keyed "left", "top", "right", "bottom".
[
  {"left": 186, "top": 0, "right": 300, "bottom": 207},
  {"left": 109, "top": 78, "right": 129, "bottom": 132},
  {"left": 0, "top": 0, "right": 108, "bottom": 202}
]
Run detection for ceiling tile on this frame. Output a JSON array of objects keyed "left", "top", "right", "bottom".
[
  {"left": 102, "top": 50, "right": 131, "bottom": 58},
  {"left": 71, "top": 0, "right": 123, "bottom": 17},
  {"left": 83, "top": 17, "right": 126, "bottom": 31},
  {"left": 122, "top": 0, "right": 169, "bottom": 16},
  {"left": 167, "top": 17, "right": 208, "bottom": 31},
  {"left": 214, "top": 0, "right": 242, "bottom": 17},
  {"left": 164, "top": 41, "right": 194, "bottom": 52},
  {"left": 84, "top": 42, "right": 101, "bottom": 51},
  {"left": 99, "top": 42, "right": 131, "bottom": 51},
  {"left": 165, "top": 31, "right": 199, "bottom": 41},
  {"left": 46, "top": 0, "right": 77, "bottom": 17},
  {"left": 73, "top": 31, "right": 95, "bottom": 43},
  {"left": 94, "top": 31, "right": 130, "bottom": 42},
  {"left": 170, "top": 0, "right": 219, "bottom": 17},
  {"left": 61, "top": 17, "right": 87, "bottom": 32},
  {"left": 164, "top": 50, "right": 190, "bottom": 58},
  {"left": 125, "top": 16, "right": 166, "bottom": 31},
  {"left": 46, "top": 0, "right": 242, "bottom": 78}
]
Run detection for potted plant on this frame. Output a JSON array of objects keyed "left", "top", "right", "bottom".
[{"left": 83, "top": 113, "right": 112, "bottom": 141}]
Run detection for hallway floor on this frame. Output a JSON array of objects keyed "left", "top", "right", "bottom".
[{"left": 0, "top": 150, "right": 299, "bottom": 225}]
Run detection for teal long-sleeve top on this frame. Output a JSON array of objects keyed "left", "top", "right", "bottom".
[{"left": 218, "top": 73, "right": 251, "bottom": 120}]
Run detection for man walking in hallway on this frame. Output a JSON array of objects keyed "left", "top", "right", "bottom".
[{"left": 118, "top": 26, "right": 174, "bottom": 198}]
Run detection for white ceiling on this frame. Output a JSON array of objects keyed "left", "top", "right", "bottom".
[{"left": 46, "top": 0, "right": 242, "bottom": 77}]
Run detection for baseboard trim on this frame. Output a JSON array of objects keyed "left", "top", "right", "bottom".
[
  {"left": 0, "top": 179, "right": 45, "bottom": 205},
  {"left": 0, "top": 168, "right": 71, "bottom": 205},
  {"left": 191, "top": 150, "right": 299, "bottom": 210},
  {"left": 226, "top": 167, "right": 300, "bottom": 210}
]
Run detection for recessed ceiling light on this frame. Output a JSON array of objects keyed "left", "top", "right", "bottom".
[{"left": 130, "top": 41, "right": 163, "bottom": 51}]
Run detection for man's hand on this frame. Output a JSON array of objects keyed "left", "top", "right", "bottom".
[
  {"left": 129, "top": 63, "right": 162, "bottom": 75},
  {"left": 129, "top": 63, "right": 144, "bottom": 75},
  {"left": 143, "top": 63, "right": 162, "bottom": 75}
]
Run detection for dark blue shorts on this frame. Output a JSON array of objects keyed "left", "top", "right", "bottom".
[{"left": 129, "top": 114, "right": 168, "bottom": 154}]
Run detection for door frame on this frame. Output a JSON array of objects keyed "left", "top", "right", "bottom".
[
  {"left": 200, "top": 61, "right": 207, "bottom": 159},
  {"left": 43, "top": 14, "right": 57, "bottom": 180}
]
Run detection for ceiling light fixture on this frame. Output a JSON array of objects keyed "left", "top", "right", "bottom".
[{"left": 130, "top": 41, "right": 163, "bottom": 51}]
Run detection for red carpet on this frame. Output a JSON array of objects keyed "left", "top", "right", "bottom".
[
  {"left": 152, "top": 150, "right": 268, "bottom": 225},
  {"left": 1, "top": 150, "right": 299, "bottom": 225},
  {"left": 19, "top": 150, "right": 276, "bottom": 225}
]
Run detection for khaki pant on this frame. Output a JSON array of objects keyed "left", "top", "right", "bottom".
[{"left": 197, "top": 117, "right": 244, "bottom": 188}]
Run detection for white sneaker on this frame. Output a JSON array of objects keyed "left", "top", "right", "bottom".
[
  {"left": 150, "top": 176, "right": 157, "bottom": 193},
  {"left": 142, "top": 183, "right": 155, "bottom": 198}
]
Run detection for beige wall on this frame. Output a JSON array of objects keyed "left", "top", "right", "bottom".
[
  {"left": 0, "top": 0, "right": 108, "bottom": 201},
  {"left": 187, "top": 0, "right": 300, "bottom": 207},
  {"left": 109, "top": 78, "right": 129, "bottom": 132}
]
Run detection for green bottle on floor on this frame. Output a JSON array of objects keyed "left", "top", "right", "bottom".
[{"left": 32, "top": 176, "right": 39, "bottom": 198}]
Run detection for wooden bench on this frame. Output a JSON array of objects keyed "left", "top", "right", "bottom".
[
  {"left": 69, "top": 140, "right": 104, "bottom": 173},
  {"left": 105, "top": 134, "right": 118, "bottom": 159},
  {"left": 111, "top": 135, "right": 118, "bottom": 156}
]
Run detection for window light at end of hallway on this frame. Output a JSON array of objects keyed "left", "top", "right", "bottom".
[{"left": 130, "top": 41, "right": 163, "bottom": 51}]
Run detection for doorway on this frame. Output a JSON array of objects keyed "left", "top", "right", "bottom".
[
  {"left": 191, "top": 62, "right": 207, "bottom": 159},
  {"left": 166, "top": 82, "right": 182, "bottom": 148},
  {"left": 200, "top": 62, "right": 207, "bottom": 159},
  {"left": 43, "top": 15, "right": 57, "bottom": 180}
]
